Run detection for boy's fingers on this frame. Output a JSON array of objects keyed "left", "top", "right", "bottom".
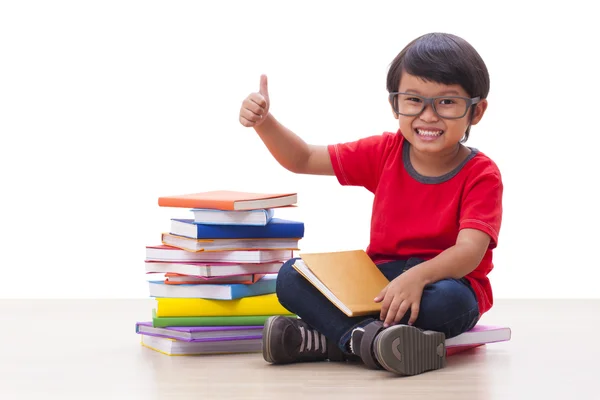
[
  {"left": 408, "top": 303, "right": 420, "bottom": 325},
  {"left": 244, "top": 100, "right": 266, "bottom": 117},
  {"left": 249, "top": 93, "right": 267, "bottom": 109},
  {"left": 240, "top": 108, "right": 261, "bottom": 122},
  {"left": 384, "top": 298, "right": 401, "bottom": 327},
  {"left": 239, "top": 116, "right": 254, "bottom": 127},
  {"left": 374, "top": 287, "right": 387, "bottom": 302},
  {"left": 393, "top": 301, "right": 409, "bottom": 325}
]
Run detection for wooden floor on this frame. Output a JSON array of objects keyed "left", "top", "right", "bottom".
[{"left": 0, "top": 299, "right": 597, "bottom": 399}]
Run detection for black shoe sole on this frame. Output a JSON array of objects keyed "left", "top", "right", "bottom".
[
  {"left": 262, "top": 316, "right": 279, "bottom": 363},
  {"left": 374, "top": 325, "right": 446, "bottom": 376}
]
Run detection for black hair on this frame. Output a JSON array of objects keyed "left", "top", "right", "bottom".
[{"left": 387, "top": 33, "right": 490, "bottom": 142}]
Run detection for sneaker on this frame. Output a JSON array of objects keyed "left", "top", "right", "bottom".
[
  {"left": 262, "top": 316, "right": 345, "bottom": 364},
  {"left": 371, "top": 324, "right": 447, "bottom": 376},
  {"left": 349, "top": 326, "right": 365, "bottom": 356}
]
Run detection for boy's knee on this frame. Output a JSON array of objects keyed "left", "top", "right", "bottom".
[
  {"left": 417, "top": 279, "right": 479, "bottom": 337},
  {"left": 275, "top": 258, "right": 301, "bottom": 302}
]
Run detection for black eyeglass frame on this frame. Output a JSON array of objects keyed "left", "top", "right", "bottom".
[{"left": 388, "top": 92, "right": 481, "bottom": 120}]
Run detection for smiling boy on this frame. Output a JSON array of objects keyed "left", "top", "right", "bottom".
[{"left": 238, "top": 32, "right": 503, "bottom": 376}]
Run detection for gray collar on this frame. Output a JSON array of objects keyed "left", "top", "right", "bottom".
[{"left": 402, "top": 139, "right": 479, "bottom": 184}]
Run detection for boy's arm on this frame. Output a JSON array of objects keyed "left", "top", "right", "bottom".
[
  {"left": 254, "top": 114, "right": 334, "bottom": 176},
  {"left": 410, "top": 228, "right": 490, "bottom": 284},
  {"left": 376, "top": 229, "right": 490, "bottom": 327},
  {"left": 239, "top": 75, "right": 334, "bottom": 176}
]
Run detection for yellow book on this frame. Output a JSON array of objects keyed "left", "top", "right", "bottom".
[{"left": 155, "top": 293, "right": 293, "bottom": 317}]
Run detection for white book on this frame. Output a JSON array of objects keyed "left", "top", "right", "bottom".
[
  {"left": 161, "top": 233, "right": 299, "bottom": 252},
  {"left": 144, "top": 261, "right": 283, "bottom": 277},
  {"left": 191, "top": 208, "right": 274, "bottom": 226},
  {"left": 140, "top": 335, "right": 262, "bottom": 356},
  {"left": 145, "top": 245, "right": 294, "bottom": 263}
]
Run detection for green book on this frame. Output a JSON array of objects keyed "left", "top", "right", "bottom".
[{"left": 151, "top": 309, "right": 296, "bottom": 328}]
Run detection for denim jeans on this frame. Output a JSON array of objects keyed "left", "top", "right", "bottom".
[{"left": 275, "top": 257, "right": 480, "bottom": 353}]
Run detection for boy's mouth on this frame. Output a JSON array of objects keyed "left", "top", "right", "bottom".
[{"left": 415, "top": 128, "right": 444, "bottom": 137}]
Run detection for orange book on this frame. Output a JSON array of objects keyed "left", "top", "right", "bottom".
[
  {"left": 292, "top": 250, "right": 390, "bottom": 317},
  {"left": 158, "top": 190, "right": 297, "bottom": 210}
]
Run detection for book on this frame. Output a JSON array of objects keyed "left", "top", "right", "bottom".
[
  {"left": 161, "top": 233, "right": 300, "bottom": 252},
  {"left": 140, "top": 334, "right": 262, "bottom": 356},
  {"left": 151, "top": 309, "right": 286, "bottom": 328},
  {"left": 135, "top": 322, "right": 263, "bottom": 342},
  {"left": 148, "top": 274, "right": 277, "bottom": 300},
  {"left": 170, "top": 218, "right": 305, "bottom": 240},
  {"left": 145, "top": 260, "right": 283, "bottom": 277},
  {"left": 163, "top": 273, "right": 265, "bottom": 285},
  {"left": 155, "top": 293, "right": 293, "bottom": 317},
  {"left": 145, "top": 246, "right": 294, "bottom": 263},
  {"left": 292, "top": 250, "right": 389, "bottom": 317},
  {"left": 158, "top": 190, "right": 297, "bottom": 210},
  {"left": 446, "top": 325, "right": 511, "bottom": 347},
  {"left": 191, "top": 208, "right": 274, "bottom": 226}
]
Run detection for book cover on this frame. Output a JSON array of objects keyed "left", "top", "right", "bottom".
[
  {"left": 145, "top": 246, "right": 294, "bottom": 264},
  {"left": 163, "top": 273, "right": 265, "bottom": 285},
  {"left": 446, "top": 325, "right": 511, "bottom": 347},
  {"left": 148, "top": 274, "right": 277, "bottom": 300},
  {"left": 293, "top": 250, "right": 389, "bottom": 317},
  {"left": 151, "top": 309, "right": 289, "bottom": 328},
  {"left": 161, "top": 233, "right": 300, "bottom": 252},
  {"left": 140, "top": 334, "right": 263, "bottom": 356},
  {"left": 191, "top": 208, "right": 275, "bottom": 226},
  {"left": 155, "top": 292, "right": 293, "bottom": 317},
  {"left": 158, "top": 190, "right": 297, "bottom": 210},
  {"left": 145, "top": 260, "right": 284, "bottom": 277},
  {"left": 135, "top": 321, "right": 263, "bottom": 342},
  {"left": 170, "top": 218, "right": 305, "bottom": 240}
]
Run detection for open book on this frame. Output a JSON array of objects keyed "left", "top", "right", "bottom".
[{"left": 292, "top": 250, "right": 389, "bottom": 317}]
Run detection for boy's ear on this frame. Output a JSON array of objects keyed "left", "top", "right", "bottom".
[{"left": 470, "top": 99, "right": 488, "bottom": 125}]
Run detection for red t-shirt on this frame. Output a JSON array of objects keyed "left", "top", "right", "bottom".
[{"left": 327, "top": 131, "right": 503, "bottom": 316}]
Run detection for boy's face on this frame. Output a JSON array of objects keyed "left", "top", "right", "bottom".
[{"left": 392, "top": 72, "right": 487, "bottom": 155}]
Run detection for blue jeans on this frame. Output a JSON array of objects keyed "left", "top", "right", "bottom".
[{"left": 275, "top": 257, "right": 480, "bottom": 353}]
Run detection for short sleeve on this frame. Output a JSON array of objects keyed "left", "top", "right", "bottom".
[
  {"left": 327, "top": 133, "right": 391, "bottom": 193},
  {"left": 459, "top": 172, "right": 503, "bottom": 248}
]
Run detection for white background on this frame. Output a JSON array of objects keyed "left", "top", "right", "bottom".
[{"left": 0, "top": 1, "right": 598, "bottom": 298}]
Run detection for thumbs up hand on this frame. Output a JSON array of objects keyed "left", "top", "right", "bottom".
[{"left": 239, "top": 75, "right": 270, "bottom": 128}]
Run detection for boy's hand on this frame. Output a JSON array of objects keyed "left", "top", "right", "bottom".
[
  {"left": 239, "top": 75, "right": 270, "bottom": 128},
  {"left": 374, "top": 268, "right": 427, "bottom": 328}
]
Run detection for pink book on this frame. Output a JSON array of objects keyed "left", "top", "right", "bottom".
[{"left": 445, "top": 325, "right": 511, "bottom": 356}]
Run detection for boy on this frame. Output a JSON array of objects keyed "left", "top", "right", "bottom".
[{"left": 238, "top": 32, "right": 502, "bottom": 376}]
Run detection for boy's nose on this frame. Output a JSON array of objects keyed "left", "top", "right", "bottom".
[{"left": 419, "top": 104, "right": 439, "bottom": 122}]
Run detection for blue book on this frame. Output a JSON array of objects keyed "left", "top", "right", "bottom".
[
  {"left": 148, "top": 275, "right": 277, "bottom": 300},
  {"left": 170, "top": 218, "right": 305, "bottom": 239}
]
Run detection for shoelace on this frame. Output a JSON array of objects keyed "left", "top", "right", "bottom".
[{"left": 299, "top": 326, "right": 327, "bottom": 353}]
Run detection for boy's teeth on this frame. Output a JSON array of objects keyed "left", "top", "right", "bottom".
[{"left": 417, "top": 129, "right": 443, "bottom": 136}]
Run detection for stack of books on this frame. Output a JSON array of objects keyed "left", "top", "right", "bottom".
[{"left": 137, "top": 190, "right": 302, "bottom": 356}]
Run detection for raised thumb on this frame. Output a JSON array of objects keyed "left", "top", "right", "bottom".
[{"left": 259, "top": 74, "right": 269, "bottom": 98}]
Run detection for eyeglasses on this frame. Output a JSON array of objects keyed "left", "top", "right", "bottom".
[{"left": 388, "top": 92, "right": 480, "bottom": 119}]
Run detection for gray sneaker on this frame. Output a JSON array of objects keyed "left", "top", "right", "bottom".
[
  {"left": 262, "top": 316, "right": 345, "bottom": 364},
  {"left": 359, "top": 321, "right": 447, "bottom": 375}
]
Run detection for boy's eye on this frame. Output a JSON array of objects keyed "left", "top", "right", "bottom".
[
  {"left": 438, "top": 98, "right": 456, "bottom": 105},
  {"left": 404, "top": 97, "right": 422, "bottom": 103}
]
